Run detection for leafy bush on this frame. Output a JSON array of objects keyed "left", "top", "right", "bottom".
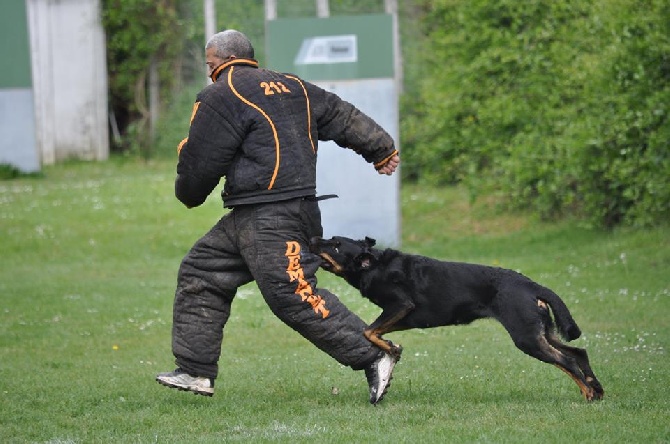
[
  {"left": 401, "top": 0, "right": 669, "bottom": 227},
  {"left": 573, "top": 1, "right": 670, "bottom": 227}
]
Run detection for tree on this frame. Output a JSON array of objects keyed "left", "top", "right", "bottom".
[{"left": 102, "top": 0, "right": 198, "bottom": 154}]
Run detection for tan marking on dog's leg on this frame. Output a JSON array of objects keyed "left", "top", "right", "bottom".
[
  {"left": 538, "top": 335, "right": 563, "bottom": 361},
  {"left": 364, "top": 329, "right": 393, "bottom": 354},
  {"left": 538, "top": 335, "right": 595, "bottom": 401},
  {"left": 554, "top": 364, "right": 595, "bottom": 401}
]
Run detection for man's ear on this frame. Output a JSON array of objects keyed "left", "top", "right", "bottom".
[{"left": 364, "top": 236, "right": 376, "bottom": 248}]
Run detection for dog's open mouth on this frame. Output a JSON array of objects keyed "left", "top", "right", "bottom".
[{"left": 317, "top": 252, "right": 343, "bottom": 274}]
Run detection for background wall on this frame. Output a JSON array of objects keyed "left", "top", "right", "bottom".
[
  {"left": 0, "top": 0, "right": 39, "bottom": 172},
  {"left": 27, "top": 0, "right": 109, "bottom": 165}
]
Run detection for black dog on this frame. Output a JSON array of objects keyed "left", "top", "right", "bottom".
[{"left": 309, "top": 236, "right": 604, "bottom": 401}]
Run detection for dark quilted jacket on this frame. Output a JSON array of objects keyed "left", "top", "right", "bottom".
[{"left": 175, "top": 58, "right": 397, "bottom": 208}]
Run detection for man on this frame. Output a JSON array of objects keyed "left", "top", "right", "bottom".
[{"left": 156, "top": 30, "right": 401, "bottom": 405}]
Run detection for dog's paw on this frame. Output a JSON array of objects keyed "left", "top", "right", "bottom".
[{"left": 386, "top": 341, "right": 403, "bottom": 360}]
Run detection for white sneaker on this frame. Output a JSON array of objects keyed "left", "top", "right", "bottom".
[
  {"left": 156, "top": 368, "right": 214, "bottom": 396},
  {"left": 364, "top": 351, "right": 399, "bottom": 405}
]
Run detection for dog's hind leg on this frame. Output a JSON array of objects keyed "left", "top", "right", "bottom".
[
  {"left": 539, "top": 337, "right": 598, "bottom": 401},
  {"left": 546, "top": 334, "right": 604, "bottom": 400},
  {"left": 511, "top": 331, "right": 599, "bottom": 400},
  {"left": 496, "top": 299, "right": 600, "bottom": 401}
]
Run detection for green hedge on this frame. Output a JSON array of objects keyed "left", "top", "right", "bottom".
[{"left": 401, "top": 0, "right": 669, "bottom": 227}]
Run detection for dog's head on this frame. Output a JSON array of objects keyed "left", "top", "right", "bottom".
[{"left": 309, "top": 236, "right": 377, "bottom": 277}]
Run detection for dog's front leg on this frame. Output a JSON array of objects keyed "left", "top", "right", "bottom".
[
  {"left": 364, "top": 330, "right": 404, "bottom": 359},
  {"left": 365, "top": 303, "right": 414, "bottom": 359},
  {"left": 385, "top": 340, "right": 404, "bottom": 360}
]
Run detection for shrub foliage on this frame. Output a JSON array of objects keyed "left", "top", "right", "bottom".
[{"left": 401, "top": 0, "right": 669, "bottom": 227}]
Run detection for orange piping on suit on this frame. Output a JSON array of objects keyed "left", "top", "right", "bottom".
[{"left": 227, "top": 66, "right": 281, "bottom": 190}]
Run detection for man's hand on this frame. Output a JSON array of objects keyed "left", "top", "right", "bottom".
[{"left": 377, "top": 154, "right": 400, "bottom": 176}]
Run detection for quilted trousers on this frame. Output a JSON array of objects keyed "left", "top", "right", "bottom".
[{"left": 171, "top": 197, "right": 380, "bottom": 379}]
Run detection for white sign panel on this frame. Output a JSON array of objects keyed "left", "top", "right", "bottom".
[
  {"left": 294, "top": 35, "right": 358, "bottom": 65},
  {"left": 315, "top": 78, "right": 400, "bottom": 247}
]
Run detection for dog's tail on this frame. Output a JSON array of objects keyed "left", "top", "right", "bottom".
[{"left": 540, "top": 288, "right": 582, "bottom": 341}]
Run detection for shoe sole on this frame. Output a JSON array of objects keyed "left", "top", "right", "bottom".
[
  {"left": 156, "top": 377, "right": 214, "bottom": 397},
  {"left": 371, "top": 355, "right": 400, "bottom": 405}
]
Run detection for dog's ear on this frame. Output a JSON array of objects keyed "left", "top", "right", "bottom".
[
  {"left": 357, "top": 252, "right": 375, "bottom": 269},
  {"left": 364, "top": 236, "right": 376, "bottom": 248}
]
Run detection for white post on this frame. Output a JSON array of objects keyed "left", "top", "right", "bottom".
[
  {"left": 385, "top": 0, "right": 403, "bottom": 93},
  {"left": 149, "top": 56, "right": 159, "bottom": 140},
  {"left": 204, "top": 0, "right": 216, "bottom": 38},
  {"left": 204, "top": 0, "right": 216, "bottom": 84},
  {"left": 265, "top": 0, "right": 277, "bottom": 21},
  {"left": 316, "top": 0, "right": 329, "bottom": 18}
]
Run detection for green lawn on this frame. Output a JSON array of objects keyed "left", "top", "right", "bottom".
[{"left": 1, "top": 159, "right": 668, "bottom": 443}]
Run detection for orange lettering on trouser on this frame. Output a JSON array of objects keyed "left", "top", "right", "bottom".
[
  {"left": 286, "top": 268, "right": 303, "bottom": 282},
  {"left": 296, "top": 278, "right": 312, "bottom": 293},
  {"left": 306, "top": 294, "right": 330, "bottom": 318},
  {"left": 285, "top": 241, "right": 330, "bottom": 318},
  {"left": 285, "top": 241, "right": 301, "bottom": 256},
  {"left": 286, "top": 256, "right": 301, "bottom": 271}
]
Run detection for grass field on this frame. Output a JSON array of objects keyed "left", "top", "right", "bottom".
[{"left": 1, "top": 158, "right": 668, "bottom": 443}]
